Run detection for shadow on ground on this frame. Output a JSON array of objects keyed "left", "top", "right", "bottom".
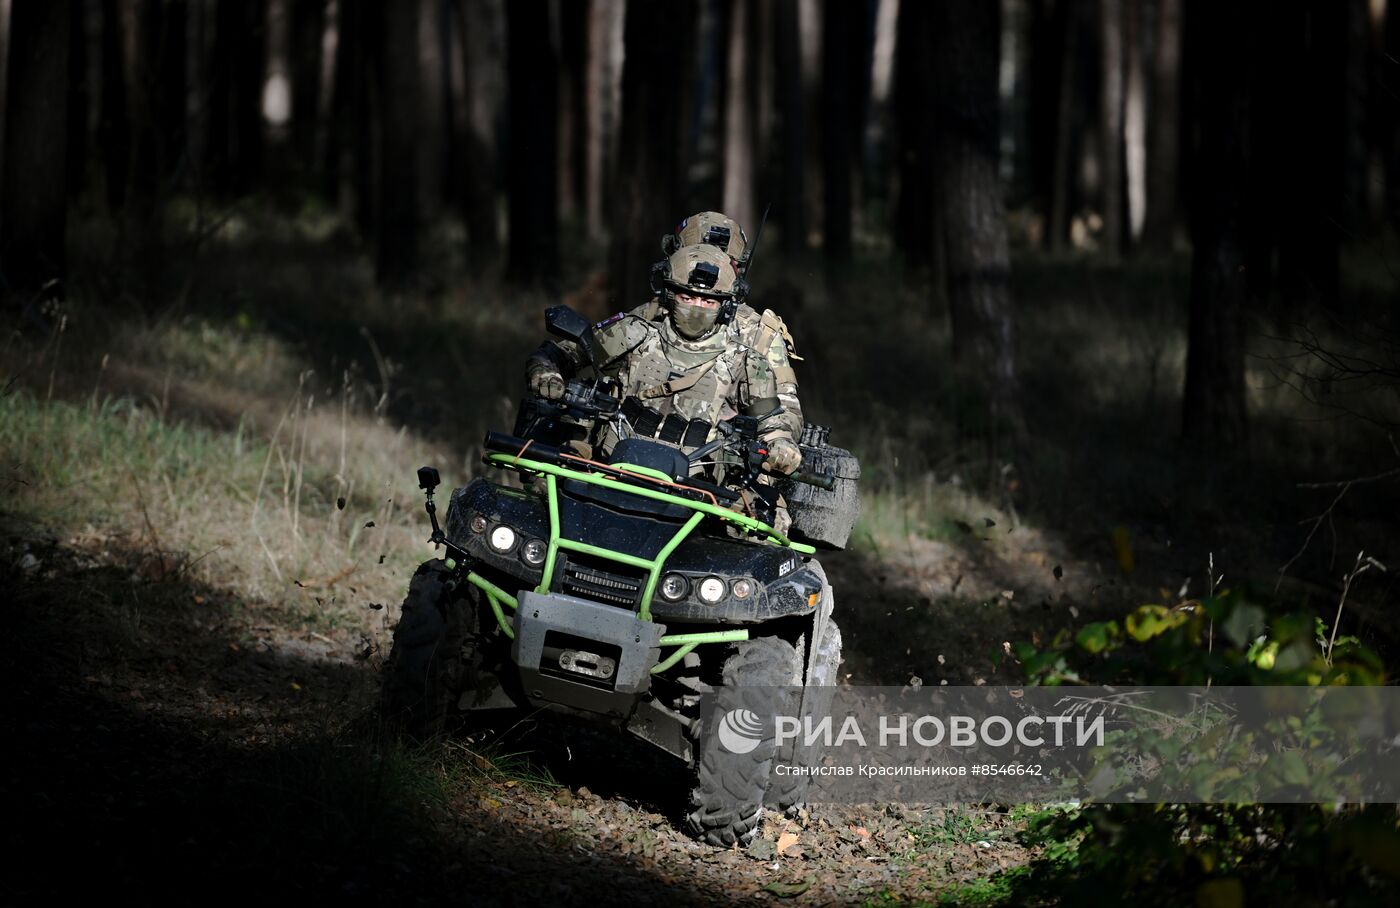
[{"left": 1, "top": 523, "right": 742, "bottom": 906}]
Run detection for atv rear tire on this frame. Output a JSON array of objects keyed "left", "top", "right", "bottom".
[
  {"left": 686, "top": 635, "right": 802, "bottom": 847},
  {"left": 768, "top": 618, "right": 843, "bottom": 817},
  {"left": 382, "top": 560, "right": 478, "bottom": 738}
]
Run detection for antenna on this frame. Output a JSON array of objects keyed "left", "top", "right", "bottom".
[{"left": 744, "top": 203, "right": 771, "bottom": 284}]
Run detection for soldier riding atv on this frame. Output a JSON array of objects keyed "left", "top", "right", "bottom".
[{"left": 383, "top": 230, "right": 859, "bottom": 846}]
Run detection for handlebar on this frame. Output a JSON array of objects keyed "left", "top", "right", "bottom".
[
  {"left": 482, "top": 431, "right": 741, "bottom": 504},
  {"left": 525, "top": 388, "right": 838, "bottom": 492},
  {"left": 788, "top": 469, "right": 836, "bottom": 491},
  {"left": 557, "top": 379, "right": 620, "bottom": 419}
]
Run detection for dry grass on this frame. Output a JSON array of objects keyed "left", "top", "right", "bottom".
[{"left": 1, "top": 307, "right": 456, "bottom": 640}]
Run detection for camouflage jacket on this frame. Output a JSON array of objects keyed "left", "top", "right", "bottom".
[{"left": 525, "top": 299, "right": 805, "bottom": 454}]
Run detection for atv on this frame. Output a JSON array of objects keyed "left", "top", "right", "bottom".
[{"left": 382, "top": 306, "right": 860, "bottom": 846}]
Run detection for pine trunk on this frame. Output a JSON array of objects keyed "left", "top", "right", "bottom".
[
  {"left": 505, "top": 0, "right": 558, "bottom": 287},
  {"left": 774, "top": 0, "right": 804, "bottom": 255},
  {"left": 1, "top": 0, "right": 71, "bottom": 300},
  {"left": 820, "top": 0, "right": 852, "bottom": 266},
  {"left": 1098, "top": 0, "right": 1124, "bottom": 255},
  {"left": 608, "top": 0, "right": 688, "bottom": 307},
  {"left": 376, "top": 0, "right": 419, "bottom": 287},
  {"left": 1142, "top": 0, "right": 1182, "bottom": 250},
  {"left": 932, "top": 0, "right": 1022, "bottom": 439},
  {"left": 721, "top": 0, "right": 755, "bottom": 233},
  {"left": 1181, "top": 1, "right": 1251, "bottom": 446}
]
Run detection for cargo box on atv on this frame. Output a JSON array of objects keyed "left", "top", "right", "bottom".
[{"left": 780, "top": 424, "right": 861, "bottom": 550}]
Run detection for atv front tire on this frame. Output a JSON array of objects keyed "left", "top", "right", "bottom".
[
  {"left": 382, "top": 559, "right": 478, "bottom": 738},
  {"left": 686, "top": 635, "right": 802, "bottom": 847},
  {"left": 768, "top": 618, "right": 843, "bottom": 817}
]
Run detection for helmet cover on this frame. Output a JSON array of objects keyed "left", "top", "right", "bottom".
[
  {"left": 664, "top": 211, "right": 749, "bottom": 265},
  {"left": 663, "top": 244, "right": 738, "bottom": 339}
]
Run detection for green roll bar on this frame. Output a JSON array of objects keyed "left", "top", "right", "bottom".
[{"left": 456, "top": 451, "right": 814, "bottom": 672}]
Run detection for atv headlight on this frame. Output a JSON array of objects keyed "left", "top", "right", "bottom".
[
  {"left": 697, "top": 576, "right": 726, "bottom": 604},
  {"left": 520, "top": 538, "right": 547, "bottom": 566},
  {"left": 659, "top": 573, "right": 689, "bottom": 602},
  {"left": 488, "top": 525, "right": 517, "bottom": 553},
  {"left": 731, "top": 578, "right": 754, "bottom": 600}
]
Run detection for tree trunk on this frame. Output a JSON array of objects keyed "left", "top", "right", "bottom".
[
  {"left": 1340, "top": 0, "right": 1367, "bottom": 234},
  {"left": 607, "top": 0, "right": 688, "bottom": 307},
  {"left": 207, "top": 0, "right": 266, "bottom": 196},
  {"left": 1123, "top": 0, "right": 1147, "bottom": 245},
  {"left": 932, "top": 0, "right": 1021, "bottom": 439},
  {"left": 583, "top": 0, "right": 622, "bottom": 230},
  {"left": 557, "top": 0, "right": 586, "bottom": 224},
  {"left": 505, "top": 0, "right": 557, "bottom": 288},
  {"left": 0, "top": 0, "right": 11, "bottom": 190},
  {"left": 1240, "top": 0, "right": 1293, "bottom": 309},
  {"left": 289, "top": 0, "right": 325, "bottom": 179},
  {"left": 820, "top": 0, "right": 853, "bottom": 267},
  {"left": 376, "top": 0, "right": 419, "bottom": 287},
  {"left": 1278, "top": 0, "right": 1344, "bottom": 310},
  {"left": 721, "top": 0, "right": 756, "bottom": 232},
  {"left": 751, "top": 0, "right": 774, "bottom": 217},
  {"left": 1047, "top": 0, "right": 1077, "bottom": 251},
  {"left": 98, "top": 0, "right": 128, "bottom": 209},
  {"left": 415, "top": 0, "right": 443, "bottom": 221},
  {"left": 64, "top": 0, "right": 89, "bottom": 200},
  {"left": 774, "top": 0, "right": 804, "bottom": 256},
  {"left": 152, "top": 0, "right": 188, "bottom": 192},
  {"left": 443, "top": 0, "right": 467, "bottom": 212},
  {"left": 1, "top": 0, "right": 70, "bottom": 301},
  {"left": 263, "top": 0, "right": 291, "bottom": 167},
  {"left": 893, "top": 0, "right": 935, "bottom": 269},
  {"left": 1097, "top": 0, "right": 1124, "bottom": 255},
  {"left": 799, "top": 0, "right": 822, "bottom": 245},
  {"left": 1142, "top": 0, "right": 1182, "bottom": 250},
  {"left": 1384, "top": 0, "right": 1400, "bottom": 226},
  {"left": 1181, "top": 0, "right": 1251, "bottom": 446},
  {"left": 455, "top": 0, "right": 503, "bottom": 264}
]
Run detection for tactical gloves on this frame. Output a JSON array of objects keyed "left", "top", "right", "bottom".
[
  {"left": 528, "top": 368, "right": 566, "bottom": 400},
  {"left": 762, "top": 437, "right": 802, "bottom": 475}
]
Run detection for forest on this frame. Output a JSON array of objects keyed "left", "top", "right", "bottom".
[{"left": 3, "top": 0, "right": 1399, "bottom": 905}]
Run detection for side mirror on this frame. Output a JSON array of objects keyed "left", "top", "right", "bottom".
[
  {"left": 545, "top": 305, "right": 591, "bottom": 345},
  {"left": 417, "top": 466, "right": 441, "bottom": 491},
  {"left": 545, "top": 305, "right": 596, "bottom": 370}
]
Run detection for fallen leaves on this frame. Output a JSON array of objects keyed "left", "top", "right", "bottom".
[{"left": 761, "top": 877, "right": 813, "bottom": 898}]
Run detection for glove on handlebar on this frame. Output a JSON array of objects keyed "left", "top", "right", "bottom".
[
  {"left": 762, "top": 436, "right": 802, "bottom": 475},
  {"left": 528, "top": 368, "right": 566, "bottom": 401}
]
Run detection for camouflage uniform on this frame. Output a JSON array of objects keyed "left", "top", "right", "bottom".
[
  {"left": 525, "top": 296, "right": 804, "bottom": 460},
  {"left": 527, "top": 222, "right": 804, "bottom": 531}
]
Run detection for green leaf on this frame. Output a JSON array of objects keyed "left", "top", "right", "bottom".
[
  {"left": 1125, "top": 605, "right": 1179, "bottom": 642},
  {"left": 1075, "top": 621, "right": 1117, "bottom": 654},
  {"left": 1272, "top": 751, "right": 1310, "bottom": 787},
  {"left": 1222, "top": 603, "right": 1266, "bottom": 649},
  {"left": 1272, "top": 638, "right": 1316, "bottom": 674}
]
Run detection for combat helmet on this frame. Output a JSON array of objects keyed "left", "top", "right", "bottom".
[
  {"left": 662, "top": 211, "right": 750, "bottom": 273},
  {"left": 651, "top": 244, "right": 745, "bottom": 340}
]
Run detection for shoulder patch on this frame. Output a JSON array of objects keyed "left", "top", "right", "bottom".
[{"left": 595, "top": 312, "right": 625, "bottom": 330}]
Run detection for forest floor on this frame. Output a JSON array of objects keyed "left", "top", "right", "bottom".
[
  {"left": 3, "top": 504, "right": 1089, "bottom": 905},
  {"left": 5, "top": 217, "right": 1397, "bottom": 905}
]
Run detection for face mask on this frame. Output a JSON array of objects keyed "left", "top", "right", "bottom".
[{"left": 671, "top": 298, "right": 721, "bottom": 339}]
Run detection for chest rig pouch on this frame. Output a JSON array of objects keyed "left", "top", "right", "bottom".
[{"left": 620, "top": 397, "right": 713, "bottom": 447}]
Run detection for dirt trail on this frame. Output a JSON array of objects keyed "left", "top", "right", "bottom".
[{"left": 5, "top": 509, "right": 1110, "bottom": 905}]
